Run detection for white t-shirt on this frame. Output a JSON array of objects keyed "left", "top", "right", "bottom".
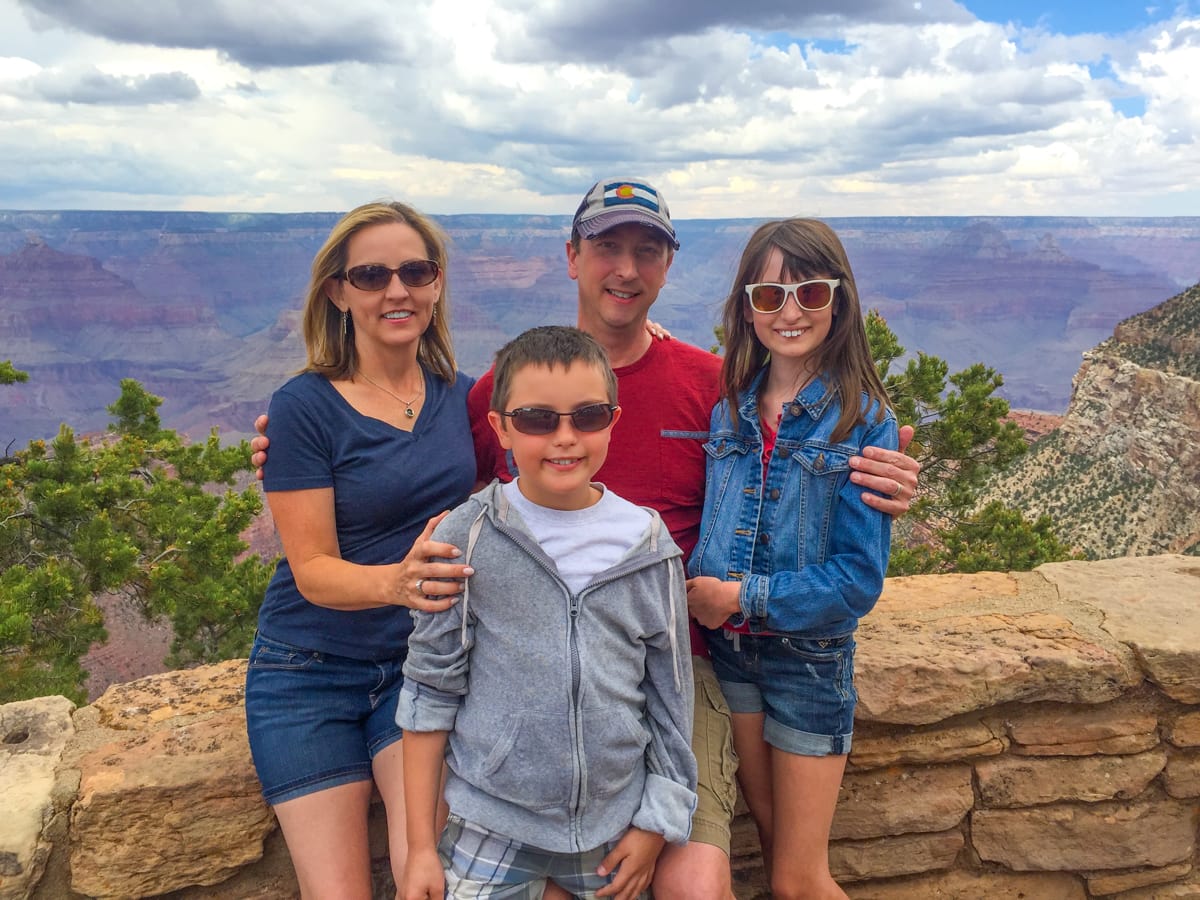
[{"left": 502, "top": 480, "right": 652, "bottom": 594}]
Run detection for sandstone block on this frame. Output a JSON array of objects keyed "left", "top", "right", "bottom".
[
  {"left": 856, "top": 571, "right": 1140, "bottom": 725},
  {"left": 1168, "top": 711, "right": 1200, "bottom": 747},
  {"left": 0, "top": 696, "right": 75, "bottom": 900},
  {"left": 976, "top": 749, "right": 1165, "bottom": 807},
  {"left": 1038, "top": 556, "right": 1200, "bottom": 703},
  {"left": 844, "top": 868, "right": 1086, "bottom": 899},
  {"left": 1109, "top": 865, "right": 1200, "bottom": 898},
  {"left": 848, "top": 718, "right": 1005, "bottom": 769},
  {"left": 1004, "top": 699, "right": 1159, "bottom": 756},
  {"left": 972, "top": 799, "right": 1195, "bottom": 871},
  {"left": 830, "top": 829, "right": 963, "bottom": 883},
  {"left": 92, "top": 657, "right": 247, "bottom": 730},
  {"left": 832, "top": 765, "right": 973, "bottom": 840},
  {"left": 1164, "top": 750, "right": 1200, "bottom": 798},
  {"left": 1086, "top": 861, "right": 1193, "bottom": 897},
  {"left": 69, "top": 706, "right": 275, "bottom": 898}
]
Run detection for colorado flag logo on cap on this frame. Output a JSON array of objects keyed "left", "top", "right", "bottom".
[{"left": 603, "top": 181, "right": 660, "bottom": 213}]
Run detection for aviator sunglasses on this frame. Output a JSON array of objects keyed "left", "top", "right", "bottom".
[
  {"left": 340, "top": 259, "right": 441, "bottom": 292},
  {"left": 501, "top": 403, "right": 618, "bottom": 435},
  {"left": 745, "top": 278, "right": 840, "bottom": 314}
]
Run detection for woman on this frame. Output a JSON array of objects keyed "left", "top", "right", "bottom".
[{"left": 245, "top": 201, "right": 476, "bottom": 897}]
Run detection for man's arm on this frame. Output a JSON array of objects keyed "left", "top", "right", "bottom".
[{"left": 850, "top": 423, "right": 919, "bottom": 516}]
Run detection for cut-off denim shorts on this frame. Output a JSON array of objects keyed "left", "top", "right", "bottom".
[
  {"left": 244, "top": 631, "right": 406, "bottom": 805},
  {"left": 706, "top": 629, "right": 856, "bottom": 757}
]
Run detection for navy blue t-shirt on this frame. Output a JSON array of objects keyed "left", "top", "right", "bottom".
[{"left": 260, "top": 368, "right": 477, "bottom": 660}]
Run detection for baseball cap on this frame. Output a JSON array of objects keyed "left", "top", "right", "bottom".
[{"left": 571, "top": 178, "right": 680, "bottom": 250}]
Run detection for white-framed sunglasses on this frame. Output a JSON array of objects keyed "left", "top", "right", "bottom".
[{"left": 745, "top": 278, "right": 840, "bottom": 313}]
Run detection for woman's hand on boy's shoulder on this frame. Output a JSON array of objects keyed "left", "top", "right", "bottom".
[
  {"left": 595, "top": 827, "right": 666, "bottom": 900},
  {"left": 850, "top": 423, "right": 920, "bottom": 516}
]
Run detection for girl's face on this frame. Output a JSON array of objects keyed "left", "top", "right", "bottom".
[{"left": 745, "top": 246, "right": 835, "bottom": 368}]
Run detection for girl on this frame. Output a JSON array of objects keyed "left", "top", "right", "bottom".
[{"left": 685, "top": 218, "right": 897, "bottom": 899}]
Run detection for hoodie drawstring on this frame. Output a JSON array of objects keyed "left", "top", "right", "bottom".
[{"left": 460, "top": 506, "right": 487, "bottom": 649}]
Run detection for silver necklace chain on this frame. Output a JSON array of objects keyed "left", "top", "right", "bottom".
[{"left": 357, "top": 371, "right": 424, "bottom": 419}]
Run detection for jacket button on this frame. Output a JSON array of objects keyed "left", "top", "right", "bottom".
[
  {"left": 759, "top": 533, "right": 770, "bottom": 545},
  {"left": 789, "top": 404, "right": 802, "bottom": 416},
  {"left": 770, "top": 488, "right": 780, "bottom": 500},
  {"left": 815, "top": 452, "right": 825, "bottom": 471}
]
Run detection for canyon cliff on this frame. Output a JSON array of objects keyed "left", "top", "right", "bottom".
[
  {"left": 2, "top": 211, "right": 1197, "bottom": 448},
  {"left": 983, "top": 283, "right": 1200, "bottom": 558}
]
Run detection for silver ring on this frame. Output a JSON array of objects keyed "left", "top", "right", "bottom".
[
  {"left": 415, "top": 578, "right": 425, "bottom": 592},
  {"left": 893, "top": 480, "right": 903, "bottom": 497}
]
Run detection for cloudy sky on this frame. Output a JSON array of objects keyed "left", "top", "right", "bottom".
[{"left": 1, "top": 0, "right": 1198, "bottom": 217}]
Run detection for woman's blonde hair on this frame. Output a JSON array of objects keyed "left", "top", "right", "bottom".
[
  {"left": 300, "top": 200, "right": 457, "bottom": 382},
  {"left": 719, "top": 218, "right": 888, "bottom": 441}
]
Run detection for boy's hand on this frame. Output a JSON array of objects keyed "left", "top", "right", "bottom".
[
  {"left": 595, "top": 827, "right": 665, "bottom": 900},
  {"left": 401, "top": 845, "right": 445, "bottom": 900}
]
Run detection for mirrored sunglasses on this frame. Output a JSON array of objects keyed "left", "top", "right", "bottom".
[
  {"left": 501, "top": 403, "right": 617, "bottom": 435},
  {"left": 342, "top": 259, "right": 440, "bottom": 292},
  {"left": 745, "top": 278, "right": 840, "bottom": 314}
]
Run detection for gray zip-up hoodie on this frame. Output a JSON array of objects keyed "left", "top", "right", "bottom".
[{"left": 397, "top": 481, "right": 698, "bottom": 853}]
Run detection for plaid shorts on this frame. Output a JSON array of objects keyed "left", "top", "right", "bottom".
[{"left": 439, "top": 815, "right": 642, "bottom": 899}]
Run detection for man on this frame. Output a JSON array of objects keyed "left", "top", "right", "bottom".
[
  {"left": 466, "top": 178, "right": 919, "bottom": 898},
  {"left": 254, "top": 179, "right": 919, "bottom": 897}
]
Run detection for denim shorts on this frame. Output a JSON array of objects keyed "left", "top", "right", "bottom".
[
  {"left": 706, "top": 629, "right": 856, "bottom": 757},
  {"left": 244, "top": 632, "right": 406, "bottom": 805}
]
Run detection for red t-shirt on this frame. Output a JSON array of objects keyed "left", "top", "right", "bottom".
[{"left": 469, "top": 338, "right": 723, "bottom": 654}]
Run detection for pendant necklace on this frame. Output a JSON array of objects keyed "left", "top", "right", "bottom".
[{"left": 358, "top": 371, "right": 423, "bottom": 419}]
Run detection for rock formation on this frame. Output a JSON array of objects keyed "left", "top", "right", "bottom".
[
  {"left": 984, "top": 283, "right": 1200, "bottom": 558},
  {"left": 3, "top": 555, "right": 1199, "bottom": 899}
]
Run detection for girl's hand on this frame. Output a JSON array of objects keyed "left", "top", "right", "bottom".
[
  {"left": 595, "top": 827, "right": 665, "bottom": 899},
  {"left": 685, "top": 577, "right": 742, "bottom": 629},
  {"left": 393, "top": 511, "right": 474, "bottom": 612}
]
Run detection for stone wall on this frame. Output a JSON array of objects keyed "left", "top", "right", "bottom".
[{"left": 2, "top": 555, "right": 1198, "bottom": 899}]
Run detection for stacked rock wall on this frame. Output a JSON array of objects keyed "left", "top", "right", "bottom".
[{"left": 2, "top": 555, "right": 1198, "bottom": 899}]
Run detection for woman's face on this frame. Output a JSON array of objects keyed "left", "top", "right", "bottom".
[
  {"left": 745, "top": 246, "right": 835, "bottom": 367},
  {"left": 328, "top": 221, "right": 441, "bottom": 356}
]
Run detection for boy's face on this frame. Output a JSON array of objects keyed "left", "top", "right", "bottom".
[{"left": 487, "top": 361, "right": 622, "bottom": 511}]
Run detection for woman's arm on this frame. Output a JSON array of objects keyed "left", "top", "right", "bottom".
[{"left": 268, "top": 490, "right": 468, "bottom": 612}]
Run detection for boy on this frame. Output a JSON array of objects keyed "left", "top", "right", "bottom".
[{"left": 398, "top": 325, "right": 698, "bottom": 900}]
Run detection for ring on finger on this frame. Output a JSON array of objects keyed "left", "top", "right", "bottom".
[
  {"left": 415, "top": 578, "right": 425, "bottom": 593},
  {"left": 893, "top": 480, "right": 903, "bottom": 497}
]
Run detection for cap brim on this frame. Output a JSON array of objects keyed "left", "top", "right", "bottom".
[{"left": 576, "top": 209, "right": 680, "bottom": 250}]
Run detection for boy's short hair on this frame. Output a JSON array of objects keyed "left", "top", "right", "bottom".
[{"left": 490, "top": 325, "right": 618, "bottom": 413}]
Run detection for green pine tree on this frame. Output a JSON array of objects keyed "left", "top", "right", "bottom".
[{"left": 1, "top": 369, "right": 274, "bottom": 702}]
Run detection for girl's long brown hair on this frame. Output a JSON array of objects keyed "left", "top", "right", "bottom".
[
  {"left": 300, "top": 200, "right": 457, "bottom": 383},
  {"left": 719, "top": 218, "right": 889, "bottom": 441}
]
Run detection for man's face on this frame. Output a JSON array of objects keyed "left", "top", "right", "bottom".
[{"left": 566, "top": 223, "right": 673, "bottom": 334}]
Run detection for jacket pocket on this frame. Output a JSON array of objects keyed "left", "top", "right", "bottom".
[
  {"left": 790, "top": 443, "right": 851, "bottom": 476},
  {"left": 581, "top": 705, "right": 649, "bottom": 801},
  {"left": 474, "top": 710, "right": 574, "bottom": 811}
]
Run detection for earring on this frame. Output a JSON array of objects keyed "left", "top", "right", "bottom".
[
  {"left": 432, "top": 304, "right": 438, "bottom": 321},
  {"left": 341, "top": 310, "right": 348, "bottom": 336}
]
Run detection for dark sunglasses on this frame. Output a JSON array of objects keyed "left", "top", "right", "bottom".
[
  {"left": 500, "top": 403, "right": 617, "bottom": 435},
  {"left": 745, "top": 278, "right": 840, "bottom": 313},
  {"left": 341, "top": 259, "right": 440, "bottom": 292}
]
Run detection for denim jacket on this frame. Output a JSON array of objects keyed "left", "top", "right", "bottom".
[{"left": 687, "top": 370, "right": 897, "bottom": 639}]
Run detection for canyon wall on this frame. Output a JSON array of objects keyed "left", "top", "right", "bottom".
[{"left": 3, "top": 555, "right": 1198, "bottom": 899}]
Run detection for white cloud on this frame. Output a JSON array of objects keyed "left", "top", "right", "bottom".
[{"left": 0, "top": 0, "right": 1195, "bottom": 215}]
